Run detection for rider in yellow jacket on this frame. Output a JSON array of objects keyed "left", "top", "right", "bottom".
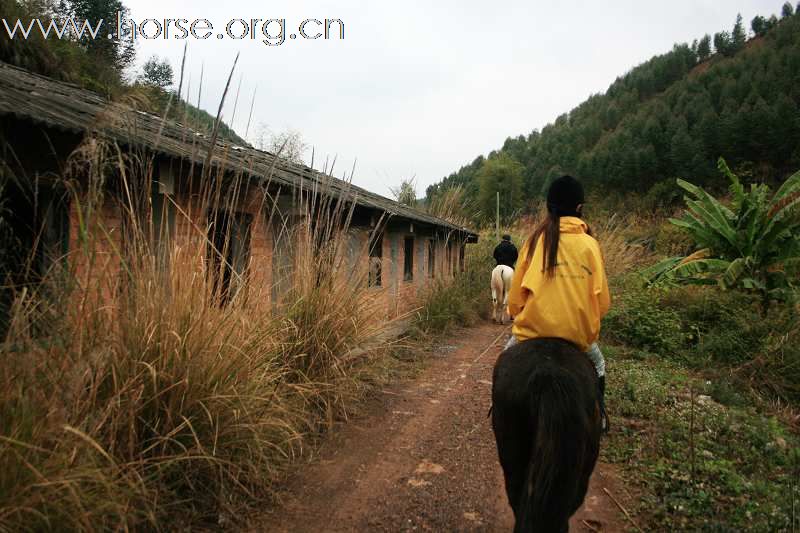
[
  {"left": 507, "top": 216, "right": 610, "bottom": 349},
  {"left": 506, "top": 175, "right": 611, "bottom": 431}
]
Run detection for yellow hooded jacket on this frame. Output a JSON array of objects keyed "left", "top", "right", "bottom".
[{"left": 507, "top": 217, "right": 610, "bottom": 351}]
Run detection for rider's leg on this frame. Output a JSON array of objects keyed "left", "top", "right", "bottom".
[
  {"left": 503, "top": 334, "right": 518, "bottom": 351},
  {"left": 586, "top": 343, "right": 609, "bottom": 433}
]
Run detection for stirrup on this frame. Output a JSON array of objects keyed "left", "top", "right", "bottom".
[{"left": 600, "top": 409, "right": 610, "bottom": 434}]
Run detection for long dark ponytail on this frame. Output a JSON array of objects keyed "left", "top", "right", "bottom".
[{"left": 526, "top": 210, "right": 561, "bottom": 278}]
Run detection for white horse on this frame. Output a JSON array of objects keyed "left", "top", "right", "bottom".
[{"left": 491, "top": 265, "right": 514, "bottom": 325}]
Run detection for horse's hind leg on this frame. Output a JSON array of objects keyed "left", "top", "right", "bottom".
[
  {"left": 491, "top": 359, "right": 530, "bottom": 523},
  {"left": 491, "top": 285, "right": 498, "bottom": 323},
  {"left": 492, "top": 402, "right": 529, "bottom": 521}
]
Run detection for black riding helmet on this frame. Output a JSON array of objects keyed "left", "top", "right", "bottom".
[{"left": 546, "top": 175, "right": 584, "bottom": 217}]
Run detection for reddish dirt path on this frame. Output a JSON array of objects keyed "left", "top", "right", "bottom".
[{"left": 255, "top": 322, "right": 631, "bottom": 532}]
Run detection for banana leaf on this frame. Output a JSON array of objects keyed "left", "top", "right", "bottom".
[
  {"left": 771, "top": 168, "right": 800, "bottom": 205},
  {"left": 640, "top": 256, "right": 684, "bottom": 283},
  {"left": 721, "top": 256, "right": 751, "bottom": 289},
  {"left": 718, "top": 157, "right": 745, "bottom": 210},
  {"left": 668, "top": 258, "right": 730, "bottom": 279}
]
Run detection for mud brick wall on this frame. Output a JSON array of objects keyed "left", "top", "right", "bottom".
[
  {"left": 65, "top": 179, "right": 461, "bottom": 323},
  {"left": 241, "top": 188, "right": 273, "bottom": 309},
  {"left": 68, "top": 195, "right": 124, "bottom": 307}
]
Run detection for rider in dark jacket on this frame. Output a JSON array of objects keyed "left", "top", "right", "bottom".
[{"left": 493, "top": 235, "right": 518, "bottom": 268}]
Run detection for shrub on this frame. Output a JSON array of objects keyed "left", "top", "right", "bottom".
[
  {"left": 413, "top": 236, "right": 492, "bottom": 335},
  {"left": 603, "top": 283, "right": 686, "bottom": 356},
  {"left": 734, "top": 305, "right": 800, "bottom": 403},
  {"left": 660, "top": 287, "right": 769, "bottom": 366},
  {"left": 413, "top": 277, "right": 479, "bottom": 335},
  {"left": 613, "top": 278, "right": 800, "bottom": 403},
  {"left": 653, "top": 219, "right": 694, "bottom": 257},
  {"left": 641, "top": 179, "right": 684, "bottom": 212},
  {"left": 658, "top": 284, "right": 800, "bottom": 404}
]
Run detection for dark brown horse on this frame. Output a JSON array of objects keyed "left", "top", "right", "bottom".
[{"left": 492, "top": 338, "right": 601, "bottom": 532}]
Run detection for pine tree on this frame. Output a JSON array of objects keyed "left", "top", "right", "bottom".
[
  {"left": 769, "top": 14, "right": 779, "bottom": 28},
  {"left": 751, "top": 15, "right": 768, "bottom": 36},
  {"left": 782, "top": 2, "right": 794, "bottom": 18},
  {"left": 669, "top": 118, "right": 696, "bottom": 176},
  {"left": 714, "top": 31, "right": 733, "bottom": 56},
  {"left": 696, "top": 108, "right": 720, "bottom": 162},
  {"left": 732, "top": 14, "right": 747, "bottom": 51},
  {"left": 774, "top": 96, "right": 800, "bottom": 163},
  {"left": 748, "top": 98, "right": 776, "bottom": 157},
  {"left": 697, "top": 35, "right": 712, "bottom": 60}
]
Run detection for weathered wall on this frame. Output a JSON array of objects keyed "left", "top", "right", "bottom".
[
  {"left": 65, "top": 187, "right": 466, "bottom": 322},
  {"left": 12, "top": 130, "right": 467, "bottom": 324},
  {"left": 66, "top": 164, "right": 275, "bottom": 310},
  {"left": 363, "top": 226, "right": 463, "bottom": 321},
  {"left": 68, "top": 195, "right": 124, "bottom": 306}
]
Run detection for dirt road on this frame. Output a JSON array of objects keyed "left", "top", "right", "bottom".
[{"left": 257, "top": 322, "right": 631, "bottom": 532}]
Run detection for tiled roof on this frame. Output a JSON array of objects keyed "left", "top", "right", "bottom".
[{"left": 0, "top": 61, "right": 477, "bottom": 238}]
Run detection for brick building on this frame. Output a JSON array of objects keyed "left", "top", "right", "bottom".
[{"left": 0, "top": 62, "right": 477, "bottom": 321}]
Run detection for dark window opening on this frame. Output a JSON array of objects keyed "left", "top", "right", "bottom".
[
  {"left": 427, "top": 239, "right": 436, "bottom": 278},
  {"left": 369, "top": 232, "right": 383, "bottom": 287},
  {"left": 37, "top": 189, "right": 70, "bottom": 277},
  {"left": 459, "top": 243, "right": 466, "bottom": 273},
  {"left": 207, "top": 210, "right": 252, "bottom": 305},
  {"left": 403, "top": 236, "right": 414, "bottom": 281},
  {"left": 1, "top": 182, "right": 70, "bottom": 335},
  {"left": 2, "top": 183, "right": 70, "bottom": 283}
]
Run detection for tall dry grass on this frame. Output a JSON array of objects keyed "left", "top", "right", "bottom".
[
  {"left": 591, "top": 214, "right": 654, "bottom": 280},
  {"left": 0, "top": 134, "right": 391, "bottom": 530},
  {"left": 505, "top": 210, "right": 653, "bottom": 281},
  {"left": 424, "top": 185, "right": 479, "bottom": 229}
]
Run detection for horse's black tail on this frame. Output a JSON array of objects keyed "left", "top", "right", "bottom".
[{"left": 516, "top": 366, "right": 599, "bottom": 533}]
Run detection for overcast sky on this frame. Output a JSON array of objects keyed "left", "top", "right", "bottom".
[{"left": 128, "top": 0, "right": 776, "bottom": 198}]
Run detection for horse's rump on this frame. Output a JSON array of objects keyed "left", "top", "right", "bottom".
[
  {"left": 491, "top": 265, "right": 514, "bottom": 323},
  {"left": 490, "top": 265, "right": 514, "bottom": 296},
  {"left": 492, "top": 338, "right": 601, "bottom": 532}
]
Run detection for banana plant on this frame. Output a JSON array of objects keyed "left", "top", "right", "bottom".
[{"left": 645, "top": 158, "right": 800, "bottom": 310}]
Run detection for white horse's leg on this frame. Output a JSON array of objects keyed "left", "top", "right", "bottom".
[
  {"left": 494, "top": 298, "right": 500, "bottom": 323},
  {"left": 491, "top": 282, "right": 498, "bottom": 323},
  {"left": 501, "top": 267, "right": 513, "bottom": 325}
]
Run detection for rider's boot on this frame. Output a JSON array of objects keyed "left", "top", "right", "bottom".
[{"left": 599, "top": 375, "right": 610, "bottom": 434}]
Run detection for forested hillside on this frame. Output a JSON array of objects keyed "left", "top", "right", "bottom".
[{"left": 427, "top": 4, "right": 800, "bottom": 221}]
